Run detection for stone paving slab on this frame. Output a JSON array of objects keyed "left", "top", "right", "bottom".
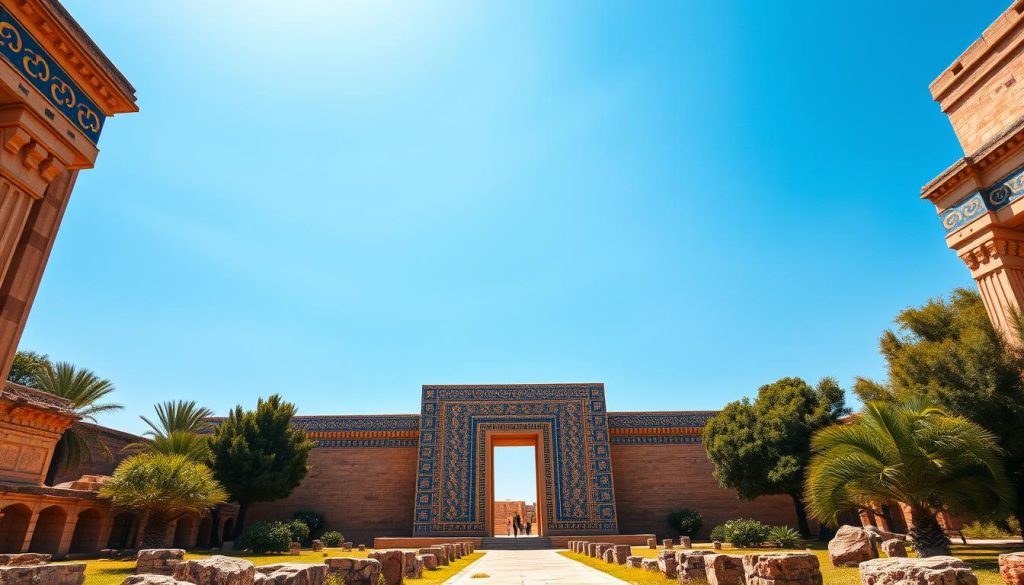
[{"left": 444, "top": 550, "right": 628, "bottom": 585}]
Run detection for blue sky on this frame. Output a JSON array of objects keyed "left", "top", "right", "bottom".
[{"left": 18, "top": 1, "right": 1006, "bottom": 498}]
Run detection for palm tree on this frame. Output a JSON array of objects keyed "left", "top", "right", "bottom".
[
  {"left": 100, "top": 453, "right": 227, "bottom": 548},
  {"left": 805, "top": 398, "right": 1013, "bottom": 556},
  {"left": 125, "top": 401, "right": 214, "bottom": 460},
  {"left": 36, "top": 362, "right": 121, "bottom": 485}
]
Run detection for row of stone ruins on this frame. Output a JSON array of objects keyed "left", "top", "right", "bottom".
[
  {"left": 130, "top": 541, "right": 476, "bottom": 585},
  {"left": 568, "top": 527, "right": 1024, "bottom": 585}
]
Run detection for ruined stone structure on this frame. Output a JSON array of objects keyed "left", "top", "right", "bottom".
[
  {"left": 248, "top": 384, "right": 798, "bottom": 544},
  {"left": 923, "top": 1, "right": 1024, "bottom": 337},
  {"left": 0, "top": 381, "right": 237, "bottom": 558}
]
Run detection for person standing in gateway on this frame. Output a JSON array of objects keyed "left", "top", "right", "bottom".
[{"left": 513, "top": 512, "right": 521, "bottom": 537}]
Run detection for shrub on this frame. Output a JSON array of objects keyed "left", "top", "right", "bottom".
[
  {"left": 285, "top": 519, "right": 310, "bottom": 544},
  {"left": 708, "top": 518, "right": 771, "bottom": 547},
  {"left": 239, "top": 521, "right": 292, "bottom": 553},
  {"left": 767, "top": 526, "right": 800, "bottom": 548},
  {"left": 667, "top": 509, "right": 704, "bottom": 537},
  {"left": 293, "top": 510, "right": 325, "bottom": 536},
  {"left": 961, "top": 518, "right": 1022, "bottom": 539},
  {"left": 321, "top": 530, "right": 344, "bottom": 547}
]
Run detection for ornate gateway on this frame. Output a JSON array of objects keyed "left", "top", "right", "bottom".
[{"left": 412, "top": 384, "right": 618, "bottom": 536}]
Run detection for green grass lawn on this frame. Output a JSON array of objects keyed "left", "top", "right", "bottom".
[
  {"left": 561, "top": 543, "right": 1021, "bottom": 585},
  {"left": 81, "top": 548, "right": 484, "bottom": 585}
]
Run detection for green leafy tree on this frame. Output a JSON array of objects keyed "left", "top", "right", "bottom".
[
  {"left": 207, "top": 394, "right": 314, "bottom": 538},
  {"left": 36, "top": 362, "right": 121, "bottom": 485},
  {"left": 6, "top": 350, "right": 51, "bottom": 388},
  {"left": 856, "top": 289, "right": 1024, "bottom": 539},
  {"left": 100, "top": 453, "right": 227, "bottom": 548},
  {"left": 704, "top": 377, "right": 849, "bottom": 537},
  {"left": 126, "top": 401, "right": 214, "bottom": 460},
  {"left": 805, "top": 398, "right": 1013, "bottom": 556}
]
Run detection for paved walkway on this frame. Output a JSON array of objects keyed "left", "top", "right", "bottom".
[{"left": 445, "top": 550, "right": 628, "bottom": 585}]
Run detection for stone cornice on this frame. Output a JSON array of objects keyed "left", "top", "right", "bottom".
[
  {"left": 922, "top": 115, "right": 1024, "bottom": 206},
  {"left": 9, "top": 0, "right": 136, "bottom": 115}
]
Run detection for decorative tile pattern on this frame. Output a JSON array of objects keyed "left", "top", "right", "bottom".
[
  {"left": 290, "top": 415, "right": 421, "bottom": 432},
  {"left": 607, "top": 412, "right": 716, "bottom": 429},
  {"left": 413, "top": 384, "right": 618, "bottom": 536},
  {"left": 0, "top": 5, "right": 105, "bottom": 142},
  {"left": 941, "top": 163, "right": 1024, "bottom": 234}
]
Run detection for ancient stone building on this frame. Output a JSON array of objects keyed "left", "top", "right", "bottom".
[
  {"left": 247, "top": 384, "right": 799, "bottom": 545},
  {"left": 923, "top": 1, "right": 1024, "bottom": 336}
]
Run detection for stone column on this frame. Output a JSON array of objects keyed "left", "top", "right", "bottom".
[
  {"left": 955, "top": 228, "right": 1024, "bottom": 336},
  {"left": 55, "top": 511, "right": 78, "bottom": 558}
]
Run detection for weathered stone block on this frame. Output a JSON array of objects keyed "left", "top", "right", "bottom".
[
  {"left": 173, "top": 556, "right": 256, "bottom": 585},
  {"left": 664, "top": 539, "right": 675, "bottom": 549},
  {"left": 713, "top": 541, "right": 723, "bottom": 550},
  {"left": 357, "top": 545, "right": 365, "bottom": 552},
  {"left": 679, "top": 536, "right": 692, "bottom": 549},
  {"left": 0, "top": 554, "right": 50, "bottom": 566},
  {"left": 677, "top": 551, "right": 715, "bottom": 584},
  {"left": 595, "top": 543, "right": 615, "bottom": 561},
  {"left": 0, "top": 563, "right": 85, "bottom": 585},
  {"left": 706, "top": 554, "right": 745, "bottom": 585},
  {"left": 368, "top": 550, "right": 404, "bottom": 585},
  {"left": 323, "top": 558, "right": 381, "bottom": 585},
  {"left": 827, "top": 525, "right": 877, "bottom": 567},
  {"left": 641, "top": 559, "right": 660, "bottom": 572},
  {"left": 402, "top": 552, "right": 421, "bottom": 580},
  {"left": 742, "top": 553, "right": 822, "bottom": 585},
  {"left": 289, "top": 543, "right": 302, "bottom": 556},
  {"left": 311, "top": 541, "right": 324, "bottom": 553},
  {"left": 658, "top": 550, "right": 678, "bottom": 579},
  {"left": 859, "top": 557, "right": 978, "bottom": 585},
  {"left": 419, "top": 547, "right": 447, "bottom": 566},
  {"left": 587, "top": 543, "right": 599, "bottom": 558},
  {"left": 342, "top": 543, "right": 353, "bottom": 552},
  {"left": 626, "top": 556, "right": 643, "bottom": 568},
  {"left": 137, "top": 550, "right": 186, "bottom": 576},
  {"left": 1000, "top": 552, "right": 1024, "bottom": 585},
  {"left": 611, "top": 545, "right": 631, "bottom": 565},
  {"left": 256, "top": 564, "right": 327, "bottom": 585},
  {"left": 880, "top": 540, "right": 907, "bottom": 558},
  {"left": 647, "top": 538, "right": 657, "bottom": 550},
  {"left": 602, "top": 548, "right": 615, "bottom": 564},
  {"left": 122, "top": 575, "right": 192, "bottom": 585},
  {"left": 418, "top": 554, "right": 437, "bottom": 571}
]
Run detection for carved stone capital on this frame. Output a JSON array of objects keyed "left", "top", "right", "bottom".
[{"left": 959, "top": 237, "right": 1024, "bottom": 271}]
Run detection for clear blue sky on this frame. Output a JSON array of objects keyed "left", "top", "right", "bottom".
[{"left": 17, "top": 1, "right": 1005, "bottom": 500}]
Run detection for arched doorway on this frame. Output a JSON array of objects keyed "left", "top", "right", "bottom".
[
  {"left": 172, "top": 516, "right": 194, "bottom": 549},
  {"left": 0, "top": 504, "right": 31, "bottom": 553},
  {"left": 29, "top": 506, "right": 67, "bottom": 554},
  {"left": 69, "top": 508, "right": 104, "bottom": 554},
  {"left": 196, "top": 516, "right": 212, "bottom": 549},
  {"left": 221, "top": 518, "right": 235, "bottom": 544},
  {"left": 106, "top": 512, "right": 138, "bottom": 550}
]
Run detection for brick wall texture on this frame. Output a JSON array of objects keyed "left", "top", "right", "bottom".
[
  {"left": 53, "top": 422, "right": 142, "bottom": 485},
  {"left": 247, "top": 446, "right": 419, "bottom": 545}
]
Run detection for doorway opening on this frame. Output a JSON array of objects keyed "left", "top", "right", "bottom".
[{"left": 490, "top": 438, "right": 540, "bottom": 537}]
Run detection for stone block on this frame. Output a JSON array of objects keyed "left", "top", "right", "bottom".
[
  {"left": 0, "top": 554, "right": 50, "bottom": 566},
  {"left": 311, "top": 541, "right": 324, "bottom": 553},
  {"left": 626, "top": 556, "right": 643, "bottom": 568},
  {"left": 342, "top": 543, "right": 353, "bottom": 552},
  {"left": 137, "top": 550, "right": 186, "bottom": 576},
  {"left": 647, "top": 538, "right": 657, "bottom": 550},
  {"left": 827, "top": 525, "right": 877, "bottom": 567},
  {"left": 611, "top": 545, "right": 631, "bottom": 565},
  {"left": 587, "top": 543, "right": 599, "bottom": 558},
  {"left": 679, "top": 536, "right": 692, "bottom": 549},
  {"left": 706, "top": 554, "right": 745, "bottom": 585},
  {"left": 0, "top": 563, "right": 85, "bottom": 585},
  {"left": 664, "top": 539, "right": 675, "bottom": 549},
  {"left": 595, "top": 543, "right": 615, "bottom": 560},
  {"left": 122, "top": 576, "right": 192, "bottom": 585},
  {"left": 418, "top": 554, "right": 437, "bottom": 571},
  {"left": 173, "top": 556, "right": 256, "bottom": 585},
  {"left": 442, "top": 544, "right": 455, "bottom": 561},
  {"left": 357, "top": 545, "right": 365, "bottom": 552},
  {"left": 419, "top": 547, "right": 447, "bottom": 566},
  {"left": 658, "top": 550, "right": 678, "bottom": 579},
  {"left": 255, "top": 564, "right": 328, "bottom": 585},
  {"left": 677, "top": 551, "right": 715, "bottom": 584},
  {"left": 713, "top": 541, "right": 722, "bottom": 550},
  {"left": 289, "top": 543, "right": 302, "bottom": 556},
  {"left": 401, "top": 552, "right": 421, "bottom": 579},
  {"left": 368, "top": 550, "right": 404, "bottom": 585},
  {"left": 880, "top": 540, "right": 907, "bottom": 558},
  {"left": 859, "top": 557, "right": 978, "bottom": 585},
  {"left": 742, "top": 553, "right": 822, "bottom": 585},
  {"left": 602, "top": 548, "right": 615, "bottom": 564},
  {"left": 641, "top": 559, "right": 660, "bottom": 572},
  {"left": 323, "top": 558, "right": 381, "bottom": 585},
  {"left": 1000, "top": 552, "right": 1024, "bottom": 585}
]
